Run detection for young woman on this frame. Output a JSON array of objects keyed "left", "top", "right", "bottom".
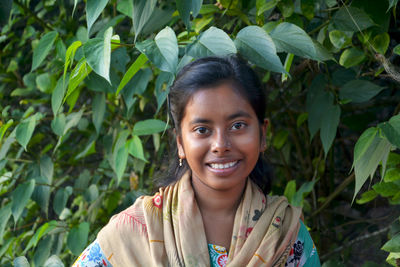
[{"left": 73, "top": 56, "right": 320, "bottom": 267}]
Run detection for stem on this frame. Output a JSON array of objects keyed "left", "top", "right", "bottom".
[
  {"left": 311, "top": 172, "right": 355, "bottom": 217},
  {"left": 14, "top": 1, "right": 53, "bottom": 31}
]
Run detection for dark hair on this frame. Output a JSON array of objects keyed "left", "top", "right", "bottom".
[{"left": 157, "top": 55, "right": 272, "bottom": 194}]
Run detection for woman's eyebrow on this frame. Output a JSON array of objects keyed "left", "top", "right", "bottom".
[
  {"left": 189, "top": 118, "right": 212, "bottom": 125},
  {"left": 227, "top": 111, "right": 252, "bottom": 120}
]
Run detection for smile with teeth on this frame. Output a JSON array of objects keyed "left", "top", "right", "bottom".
[{"left": 209, "top": 161, "right": 238, "bottom": 169}]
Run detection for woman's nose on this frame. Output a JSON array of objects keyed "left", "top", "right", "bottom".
[{"left": 211, "top": 130, "right": 231, "bottom": 154}]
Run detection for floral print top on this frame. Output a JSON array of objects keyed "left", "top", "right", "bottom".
[{"left": 73, "top": 221, "right": 320, "bottom": 267}]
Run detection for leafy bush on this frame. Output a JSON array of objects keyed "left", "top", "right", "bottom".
[{"left": 1, "top": 0, "right": 400, "bottom": 266}]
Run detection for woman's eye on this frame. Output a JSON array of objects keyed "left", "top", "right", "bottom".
[
  {"left": 195, "top": 127, "right": 209, "bottom": 134},
  {"left": 231, "top": 122, "right": 246, "bottom": 130}
]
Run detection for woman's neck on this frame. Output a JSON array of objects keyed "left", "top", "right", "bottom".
[{"left": 192, "top": 177, "right": 246, "bottom": 217}]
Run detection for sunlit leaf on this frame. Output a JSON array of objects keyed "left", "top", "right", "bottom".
[
  {"left": 187, "top": 26, "right": 236, "bottom": 58},
  {"left": 83, "top": 27, "right": 113, "bottom": 82},
  {"left": 136, "top": 27, "right": 178, "bottom": 74},
  {"left": 132, "top": 119, "right": 169, "bottom": 136},
  {"left": 132, "top": 0, "right": 157, "bottom": 41},
  {"left": 235, "top": 26, "right": 285, "bottom": 73},
  {"left": 271, "top": 22, "right": 316, "bottom": 59},
  {"left": 128, "top": 135, "right": 147, "bottom": 162},
  {"left": 339, "top": 48, "right": 365, "bottom": 68},
  {"left": 86, "top": 0, "right": 109, "bottom": 34},
  {"left": 116, "top": 53, "right": 148, "bottom": 95}
]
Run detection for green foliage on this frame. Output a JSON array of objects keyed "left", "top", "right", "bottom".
[{"left": 1, "top": 0, "right": 400, "bottom": 265}]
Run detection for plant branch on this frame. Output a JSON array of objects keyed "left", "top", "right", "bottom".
[
  {"left": 311, "top": 172, "right": 355, "bottom": 217},
  {"left": 14, "top": 1, "right": 53, "bottom": 31}
]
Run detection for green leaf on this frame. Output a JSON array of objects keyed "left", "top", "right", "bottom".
[
  {"left": 187, "top": 26, "right": 237, "bottom": 58},
  {"left": 373, "top": 182, "right": 400, "bottom": 197},
  {"left": 132, "top": 119, "right": 169, "bottom": 136},
  {"left": 284, "top": 180, "right": 296, "bottom": 203},
  {"left": 84, "top": 184, "right": 99, "bottom": 203},
  {"left": 31, "top": 176, "right": 51, "bottom": 215},
  {"left": 83, "top": 27, "right": 113, "bottom": 82},
  {"left": 92, "top": 93, "right": 106, "bottom": 134},
  {"left": 297, "top": 113, "right": 308, "bottom": 127},
  {"left": 0, "top": 203, "right": 11, "bottom": 245},
  {"left": 257, "top": 0, "right": 278, "bottom": 15},
  {"left": 306, "top": 75, "right": 331, "bottom": 139},
  {"left": 36, "top": 73, "right": 56, "bottom": 94},
  {"left": 0, "top": 119, "right": 13, "bottom": 144},
  {"left": 325, "top": 0, "right": 337, "bottom": 8},
  {"left": 394, "top": 44, "right": 400, "bottom": 56},
  {"left": 313, "top": 41, "right": 334, "bottom": 62},
  {"left": 329, "top": 30, "right": 352, "bottom": 49},
  {"left": 389, "top": 0, "right": 399, "bottom": 10},
  {"left": 63, "top": 41, "right": 82, "bottom": 84},
  {"left": 353, "top": 127, "right": 378, "bottom": 164},
  {"left": 136, "top": 27, "right": 178, "bottom": 74},
  {"left": 277, "top": 0, "right": 294, "bottom": 18},
  {"left": 52, "top": 75, "right": 68, "bottom": 116},
  {"left": 31, "top": 31, "right": 59, "bottom": 71},
  {"left": 65, "top": 58, "right": 92, "bottom": 100},
  {"left": 270, "top": 22, "right": 316, "bottom": 59},
  {"left": 116, "top": 53, "right": 148, "bottom": 95},
  {"left": 44, "top": 255, "right": 64, "bottom": 267},
  {"left": 380, "top": 121, "right": 400, "bottom": 148},
  {"left": 75, "top": 139, "right": 96, "bottom": 160},
  {"left": 16, "top": 115, "right": 37, "bottom": 150},
  {"left": 339, "top": 80, "right": 385, "bottom": 103},
  {"left": 320, "top": 104, "right": 341, "bottom": 156},
  {"left": 51, "top": 113, "right": 66, "bottom": 136},
  {"left": 235, "top": 26, "right": 285, "bottom": 73},
  {"left": 155, "top": 71, "right": 174, "bottom": 113},
  {"left": 128, "top": 135, "right": 147, "bottom": 162},
  {"left": 301, "top": 0, "right": 314, "bottom": 20},
  {"left": 339, "top": 48, "right": 365, "bottom": 68},
  {"left": 86, "top": 0, "right": 109, "bottom": 34},
  {"left": 382, "top": 233, "right": 400, "bottom": 252},
  {"left": 53, "top": 188, "right": 71, "bottom": 216},
  {"left": 272, "top": 130, "right": 289, "bottom": 149},
  {"left": 356, "top": 190, "right": 378, "bottom": 204},
  {"left": 115, "top": 145, "right": 128, "bottom": 185},
  {"left": 13, "top": 256, "right": 30, "bottom": 267},
  {"left": 176, "top": 0, "right": 203, "bottom": 29},
  {"left": 332, "top": 7, "right": 375, "bottom": 32},
  {"left": 25, "top": 220, "right": 58, "bottom": 251},
  {"left": 117, "top": 0, "right": 133, "bottom": 18},
  {"left": 0, "top": 0, "right": 12, "bottom": 26},
  {"left": 121, "top": 68, "right": 152, "bottom": 111},
  {"left": 67, "top": 222, "right": 90, "bottom": 255},
  {"left": 292, "top": 180, "right": 317, "bottom": 207},
  {"left": 12, "top": 179, "right": 35, "bottom": 224},
  {"left": 353, "top": 135, "right": 392, "bottom": 201},
  {"left": 372, "top": 33, "right": 390, "bottom": 55},
  {"left": 132, "top": 0, "right": 157, "bottom": 41}
]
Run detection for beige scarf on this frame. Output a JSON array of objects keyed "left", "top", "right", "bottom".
[{"left": 97, "top": 172, "right": 301, "bottom": 266}]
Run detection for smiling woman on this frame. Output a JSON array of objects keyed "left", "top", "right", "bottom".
[{"left": 73, "top": 56, "right": 321, "bottom": 267}]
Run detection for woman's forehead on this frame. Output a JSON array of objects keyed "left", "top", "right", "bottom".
[{"left": 182, "top": 83, "right": 256, "bottom": 121}]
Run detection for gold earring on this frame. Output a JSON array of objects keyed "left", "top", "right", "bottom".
[{"left": 179, "top": 158, "right": 183, "bottom": 167}]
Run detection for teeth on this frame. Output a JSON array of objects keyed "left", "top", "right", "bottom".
[{"left": 210, "top": 161, "right": 237, "bottom": 169}]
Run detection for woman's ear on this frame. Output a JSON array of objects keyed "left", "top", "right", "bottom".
[
  {"left": 260, "top": 119, "right": 269, "bottom": 152},
  {"left": 176, "top": 134, "right": 186, "bottom": 159}
]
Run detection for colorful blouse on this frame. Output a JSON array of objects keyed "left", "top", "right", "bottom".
[{"left": 73, "top": 221, "right": 320, "bottom": 267}]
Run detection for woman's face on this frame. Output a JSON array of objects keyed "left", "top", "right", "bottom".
[{"left": 177, "top": 82, "right": 268, "bottom": 193}]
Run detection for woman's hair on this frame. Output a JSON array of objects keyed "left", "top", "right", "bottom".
[{"left": 156, "top": 55, "right": 272, "bottom": 194}]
